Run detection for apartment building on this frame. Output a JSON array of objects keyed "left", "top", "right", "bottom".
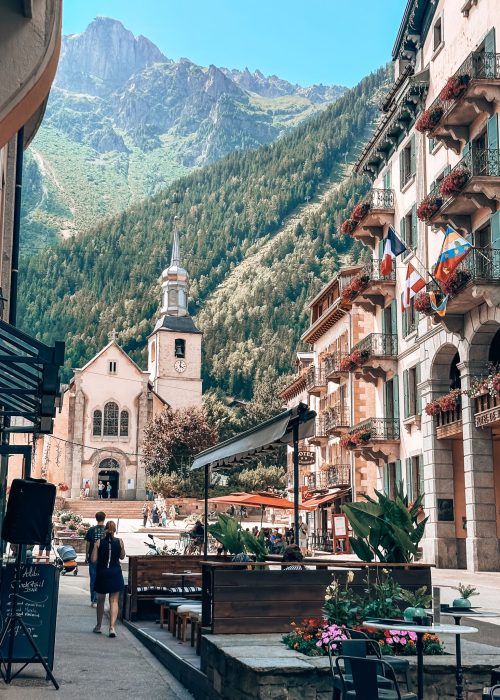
[
  {"left": 348, "top": 0, "right": 500, "bottom": 571},
  {"left": 279, "top": 267, "right": 381, "bottom": 552}
]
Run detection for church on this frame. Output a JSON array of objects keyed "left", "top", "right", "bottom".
[{"left": 36, "top": 224, "right": 202, "bottom": 500}]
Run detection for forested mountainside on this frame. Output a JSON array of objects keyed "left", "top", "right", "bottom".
[
  {"left": 19, "top": 66, "right": 389, "bottom": 398},
  {"left": 21, "top": 17, "right": 345, "bottom": 248}
]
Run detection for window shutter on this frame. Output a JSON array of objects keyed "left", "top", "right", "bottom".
[
  {"left": 487, "top": 114, "right": 499, "bottom": 165},
  {"left": 430, "top": 180, "right": 436, "bottom": 194},
  {"left": 390, "top": 299, "right": 397, "bottom": 336},
  {"left": 399, "top": 150, "right": 405, "bottom": 190},
  {"left": 403, "top": 369, "right": 410, "bottom": 419},
  {"left": 416, "top": 363, "right": 422, "bottom": 414},
  {"left": 485, "top": 28, "right": 496, "bottom": 56},
  {"left": 429, "top": 138, "right": 435, "bottom": 154},
  {"left": 411, "top": 203, "right": 417, "bottom": 249},
  {"left": 378, "top": 239, "right": 384, "bottom": 261},
  {"left": 417, "top": 454, "right": 425, "bottom": 496},
  {"left": 405, "top": 458, "right": 413, "bottom": 501},
  {"left": 463, "top": 140, "right": 471, "bottom": 157},
  {"left": 393, "top": 374, "right": 400, "bottom": 422},
  {"left": 383, "top": 168, "right": 392, "bottom": 190},
  {"left": 383, "top": 463, "right": 389, "bottom": 494},
  {"left": 395, "top": 459, "right": 402, "bottom": 490},
  {"left": 410, "top": 134, "right": 416, "bottom": 176},
  {"left": 381, "top": 307, "right": 387, "bottom": 336},
  {"left": 402, "top": 309, "right": 408, "bottom": 337},
  {"left": 444, "top": 165, "right": 451, "bottom": 177},
  {"left": 400, "top": 216, "right": 406, "bottom": 247}
]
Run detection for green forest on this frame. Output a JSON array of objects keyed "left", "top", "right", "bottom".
[{"left": 19, "top": 66, "right": 388, "bottom": 399}]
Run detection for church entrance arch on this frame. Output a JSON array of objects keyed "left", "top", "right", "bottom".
[{"left": 98, "top": 458, "right": 120, "bottom": 499}]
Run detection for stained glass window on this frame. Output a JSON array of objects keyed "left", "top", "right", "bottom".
[{"left": 103, "top": 402, "right": 119, "bottom": 436}]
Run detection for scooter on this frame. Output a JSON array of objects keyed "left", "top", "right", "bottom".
[{"left": 144, "top": 533, "right": 179, "bottom": 556}]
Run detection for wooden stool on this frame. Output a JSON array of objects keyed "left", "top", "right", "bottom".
[{"left": 176, "top": 604, "right": 202, "bottom": 641}]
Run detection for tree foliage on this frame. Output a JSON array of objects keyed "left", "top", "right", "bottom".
[{"left": 229, "top": 464, "right": 286, "bottom": 493}]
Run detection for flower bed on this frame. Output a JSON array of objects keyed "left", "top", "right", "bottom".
[
  {"left": 340, "top": 273, "right": 370, "bottom": 303},
  {"left": 340, "top": 218, "right": 357, "bottom": 235},
  {"left": 440, "top": 74, "right": 470, "bottom": 101},
  {"left": 425, "top": 388, "right": 462, "bottom": 417},
  {"left": 282, "top": 618, "right": 348, "bottom": 657},
  {"left": 439, "top": 167, "right": 470, "bottom": 197},
  {"left": 415, "top": 106, "right": 444, "bottom": 133},
  {"left": 416, "top": 194, "right": 444, "bottom": 222}
]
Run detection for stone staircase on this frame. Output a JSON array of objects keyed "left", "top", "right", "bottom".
[{"left": 62, "top": 499, "right": 144, "bottom": 519}]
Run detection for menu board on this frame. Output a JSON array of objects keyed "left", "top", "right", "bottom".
[
  {"left": 333, "top": 515, "right": 347, "bottom": 537},
  {"left": 0, "top": 563, "right": 59, "bottom": 667}
]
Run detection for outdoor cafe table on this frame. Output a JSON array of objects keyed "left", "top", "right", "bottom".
[
  {"left": 162, "top": 572, "right": 200, "bottom": 597},
  {"left": 363, "top": 620, "right": 478, "bottom": 700}
]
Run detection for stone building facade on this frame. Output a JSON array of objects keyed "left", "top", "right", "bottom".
[{"left": 34, "top": 226, "right": 203, "bottom": 500}]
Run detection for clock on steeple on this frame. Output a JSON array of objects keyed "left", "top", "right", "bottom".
[{"left": 147, "top": 219, "right": 202, "bottom": 410}]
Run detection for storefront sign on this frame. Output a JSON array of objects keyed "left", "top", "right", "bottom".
[
  {"left": 298, "top": 451, "right": 315, "bottom": 466},
  {"left": 332, "top": 515, "right": 347, "bottom": 537}
]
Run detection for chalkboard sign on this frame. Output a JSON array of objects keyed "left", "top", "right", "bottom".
[{"left": 0, "top": 563, "right": 59, "bottom": 668}]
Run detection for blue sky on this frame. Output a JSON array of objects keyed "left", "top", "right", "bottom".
[{"left": 62, "top": 1, "right": 407, "bottom": 87}]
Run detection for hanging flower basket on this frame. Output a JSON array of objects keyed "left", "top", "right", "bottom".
[
  {"left": 416, "top": 195, "right": 444, "bottom": 222},
  {"left": 440, "top": 74, "right": 470, "bottom": 101},
  {"left": 440, "top": 269, "right": 472, "bottom": 296},
  {"left": 415, "top": 106, "right": 444, "bottom": 133},
  {"left": 351, "top": 201, "right": 371, "bottom": 222},
  {"left": 414, "top": 292, "right": 433, "bottom": 315},
  {"left": 425, "top": 389, "right": 462, "bottom": 416},
  {"left": 340, "top": 218, "right": 357, "bottom": 235},
  {"left": 439, "top": 167, "right": 470, "bottom": 197}
]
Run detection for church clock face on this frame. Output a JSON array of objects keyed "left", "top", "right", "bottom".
[{"left": 174, "top": 359, "right": 187, "bottom": 373}]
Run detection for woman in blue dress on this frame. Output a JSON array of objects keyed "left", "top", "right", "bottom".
[{"left": 91, "top": 520, "right": 125, "bottom": 637}]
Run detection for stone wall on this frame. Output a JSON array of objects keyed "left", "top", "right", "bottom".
[{"left": 202, "top": 634, "right": 494, "bottom": 700}]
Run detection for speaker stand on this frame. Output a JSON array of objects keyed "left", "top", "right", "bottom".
[{"left": 0, "top": 549, "right": 59, "bottom": 689}]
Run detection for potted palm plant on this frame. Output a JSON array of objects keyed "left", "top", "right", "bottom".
[{"left": 452, "top": 583, "right": 479, "bottom": 609}]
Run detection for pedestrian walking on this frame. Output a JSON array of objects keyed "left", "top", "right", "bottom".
[
  {"left": 142, "top": 503, "right": 149, "bottom": 528},
  {"left": 298, "top": 516, "right": 308, "bottom": 553},
  {"left": 151, "top": 504, "right": 159, "bottom": 525},
  {"left": 161, "top": 508, "right": 167, "bottom": 527},
  {"left": 98, "top": 481, "right": 104, "bottom": 499},
  {"left": 106, "top": 482, "right": 112, "bottom": 499},
  {"left": 92, "top": 520, "right": 125, "bottom": 638},
  {"left": 85, "top": 511, "right": 106, "bottom": 607},
  {"left": 84, "top": 480, "right": 90, "bottom": 498},
  {"left": 167, "top": 504, "right": 176, "bottom": 526}
]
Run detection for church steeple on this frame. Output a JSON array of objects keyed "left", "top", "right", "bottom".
[{"left": 160, "top": 217, "right": 188, "bottom": 317}]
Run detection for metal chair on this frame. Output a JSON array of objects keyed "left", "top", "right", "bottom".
[
  {"left": 346, "top": 627, "right": 411, "bottom": 690},
  {"left": 490, "top": 686, "right": 500, "bottom": 698},
  {"left": 335, "top": 656, "right": 417, "bottom": 700},
  {"left": 327, "top": 639, "right": 394, "bottom": 700}
]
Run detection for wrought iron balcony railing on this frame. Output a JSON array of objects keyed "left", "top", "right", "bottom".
[
  {"left": 325, "top": 352, "right": 347, "bottom": 377},
  {"left": 310, "top": 417, "right": 327, "bottom": 441},
  {"left": 426, "top": 51, "right": 500, "bottom": 131},
  {"left": 351, "top": 333, "right": 398, "bottom": 358},
  {"left": 356, "top": 188, "right": 395, "bottom": 214},
  {"left": 306, "top": 367, "right": 327, "bottom": 392},
  {"left": 304, "top": 472, "right": 316, "bottom": 489},
  {"left": 352, "top": 417, "right": 400, "bottom": 441},
  {"left": 362, "top": 259, "right": 396, "bottom": 282},
  {"left": 319, "top": 464, "right": 351, "bottom": 489},
  {"left": 324, "top": 404, "right": 350, "bottom": 432}
]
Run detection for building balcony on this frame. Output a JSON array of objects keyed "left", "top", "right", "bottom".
[
  {"left": 350, "top": 189, "right": 395, "bottom": 247},
  {"left": 348, "top": 417, "right": 400, "bottom": 466},
  {"left": 425, "top": 248, "right": 500, "bottom": 335},
  {"left": 324, "top": 404, "right": 350, "bottom": 436},
  {"left": 349, "top": 333, "right": 398, "bottom": 384},
  {"left": 319, "top": 464, "right": 351, "bottom": 489},
  {"left": 324, "top": 352, "right": 348, "bottom": 381},
  {"left": 306, "top": 367, "right": 327, "bottom": 396},
  {"left": 304, "top": 472, "right": 317, "bottom": 490},
  {"left": 418, "top": 148, "right": 500, "bottom": 233},
  {"left": 354, "top": 260, "right": 396, "bottom": 310},
  {"left": 435, "top": 405, "right": 463, "bottom": 439},
  {"left": 308, "top": 418, "right": 328, "bottom": 446},
  {"left": 474, "top": 389, "right": 500, "bottom": 429},
  {"left": 423, "top": 51, "right": 500, "bottom": 154}
]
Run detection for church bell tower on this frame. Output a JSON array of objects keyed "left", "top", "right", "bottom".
[{"left": 148, "top": 219, "right": 202, "bottom": 410}]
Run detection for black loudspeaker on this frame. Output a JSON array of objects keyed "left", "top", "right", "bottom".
[{"left": 2, "top": 478, "right": 56, "bottom": 545}]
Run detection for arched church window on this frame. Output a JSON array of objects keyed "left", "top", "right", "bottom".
[
  {"left": 120, "top": 410, "right": 129, "bottom": 437},
  {"left": 175, "top": 338, "right": 186, "bottom": 358},
  {"left": 103, "top": 402, "right": 119, "bottom": 436},
  {"left": 93, "top": 410, "right": 102, "bottom": 436}
]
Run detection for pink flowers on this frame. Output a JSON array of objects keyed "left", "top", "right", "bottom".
[
  {"left": 386, "top": 629, "right": 418, "bottom": 645},
  {"left": 315, "top": 623, "right": 349, "bottom": 650}
]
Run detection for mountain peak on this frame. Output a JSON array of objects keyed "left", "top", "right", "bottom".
[{"left": 57, "top": 17, "right": 168, "bottom": 95}]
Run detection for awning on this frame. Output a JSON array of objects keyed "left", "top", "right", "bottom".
[
  {"left": 208, "top": 491, "right": 314, "bottom": 511},
  {"left": 191, "top": 403, "right": 316, "bottom": 471},
  {"left": 302, "top": 489, "right": 350, "bottom": 509}
]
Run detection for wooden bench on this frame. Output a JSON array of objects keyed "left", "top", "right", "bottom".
[
  {"left": 125, "top": 554, "right": 223, "bottom": 620},
  {"left": 201, "top": 561, "right": 432, "bottom": 634}
]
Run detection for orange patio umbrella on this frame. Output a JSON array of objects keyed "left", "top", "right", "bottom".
[{"left": 209, "top": 491, "right": 314, "bottom": 527}]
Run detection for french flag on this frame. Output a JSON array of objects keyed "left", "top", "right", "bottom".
[{"left": 380, "top": 226, "right": 406, "bottom": 276}]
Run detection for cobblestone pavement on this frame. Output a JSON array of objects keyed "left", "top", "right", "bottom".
[{"left": 0, "top": 567, "right": 193, "bottom": 700}]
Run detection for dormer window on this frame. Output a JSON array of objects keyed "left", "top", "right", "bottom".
[
  {"left": 175, "top": 339, "right": 186, "bottom": 358},
  {"left": 108, "top": 361, "right": 117, "bottom": 374}
]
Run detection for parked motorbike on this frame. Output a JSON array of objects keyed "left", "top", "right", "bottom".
[{"left": 144, "top": 533, "right": 179, "bottom": 556}]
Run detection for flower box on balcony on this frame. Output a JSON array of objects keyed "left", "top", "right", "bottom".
[
  {"left": 340, "top": 273, "right": 370, "bottom": 303},
  {"left": 414, "top": 292, "right": 434, "bottom": 316},
  {"left": 439, "top": 74, "right": 470, "bottom": 101},
  {"left": 440, "top": 269, "right": 471, "bottom": 296},
  {"left": 340, "top": 429, "right": 372, "bottom": 451},
  {"left": 351, "top": 201, "right": 371, "bottom": 222},
  {"left": 340, "top": 219, "right": 357, "bottom": 235},
  {"left": 425, "top": 389, "right": 462, "bottom": 416},
  {"left": 416, "top": 194, "right": 444, "bottom": 222},
  {"left": 416, "top": 106, "right": 444, "bottom": 133},
  {"left": 439, "top": 167, "right": 470, "bottom": 197},
  {"left": 339, "top": 349, "right": 370, "bottom": 372}
]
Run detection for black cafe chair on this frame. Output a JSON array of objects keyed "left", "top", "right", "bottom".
[
  {"left": 334, "top": 656, "right": 417, "bottom": 700},
  {"left": 489, "top": 686, "right": 500, "bottom": 699},
  {"left": 346, "top": 626, "right": 411, "bottom": 690},
  {"left": 328, "top": 639, "right": 394, "bottom": 700}
]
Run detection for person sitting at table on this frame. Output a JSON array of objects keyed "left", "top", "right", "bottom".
[
  {"left": 189, "top": 520, "right": 204, "bottom": 545},
  {"left": 282, "top": 545, "right": 305, "bottom": 570},
  {"left": 273, "top": 533, "right": 285, "bottom": 555}
]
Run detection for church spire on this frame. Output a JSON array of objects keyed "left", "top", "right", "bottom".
[{"left": 160, "top": 218, "right": 189, "bottom": 317}]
